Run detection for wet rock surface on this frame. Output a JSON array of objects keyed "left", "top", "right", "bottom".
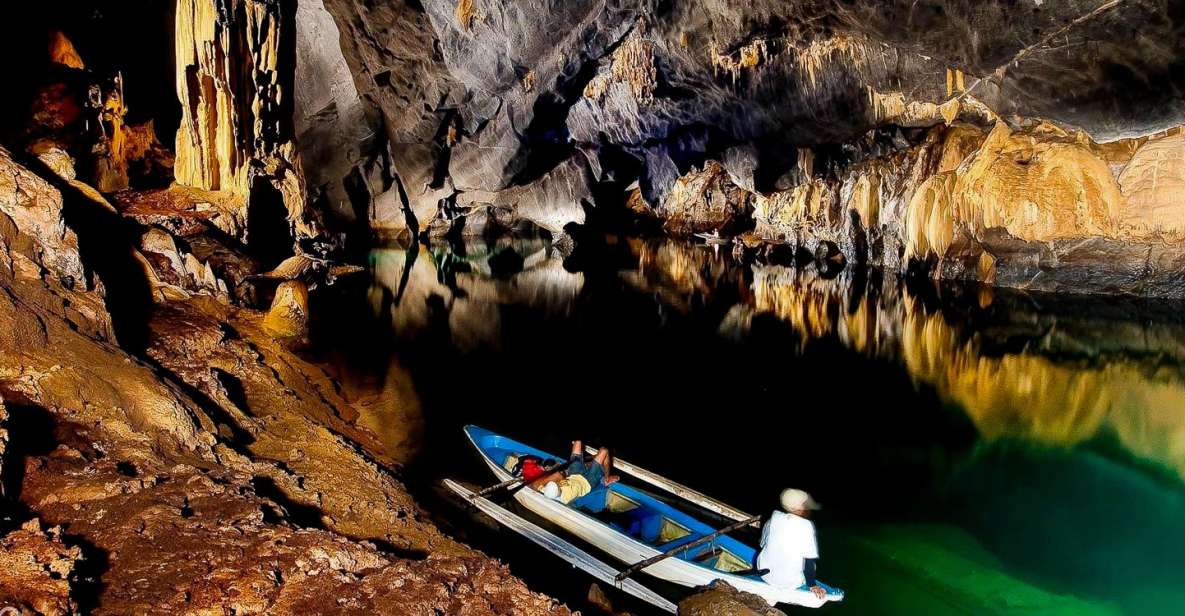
[
  {"left": 0, "top": 123, "right": 570, "bottom": 614},
  {"left": 678, "top": 581, "right": 786, "bottom": 616}
]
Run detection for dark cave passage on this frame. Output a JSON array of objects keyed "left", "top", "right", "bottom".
[{"left": 247, "top": 179, "right": 295, "bottom": 272}]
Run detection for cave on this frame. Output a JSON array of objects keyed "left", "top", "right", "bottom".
[
  {"left": 0, "top": 1, "right": 1183, "bottom": 614},
  {"left": 246, "top": 178, "right": 295, "bottom": 272}
]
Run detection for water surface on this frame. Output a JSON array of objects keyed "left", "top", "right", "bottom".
[{"left": 310, "top": 237, "right": 1185, "bottom": 615}]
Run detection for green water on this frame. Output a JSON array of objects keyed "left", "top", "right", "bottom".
[{"left": 312, "top": 237, "right": 1185, "bottom": 615}]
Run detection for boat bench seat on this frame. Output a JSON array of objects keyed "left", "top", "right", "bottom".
[{"left": 599, "top": 506, "right": 698, "bottom": 548}]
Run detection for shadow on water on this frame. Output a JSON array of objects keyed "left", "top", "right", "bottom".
[{"left": 307, "top": 236, "right": 1185, "bottom": 615}]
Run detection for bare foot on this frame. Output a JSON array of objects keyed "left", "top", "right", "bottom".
[{"left": 604, "top": 475, "right": 620, "bottom": 486}]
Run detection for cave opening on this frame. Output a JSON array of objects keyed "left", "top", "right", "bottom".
[{"left": 247, "top": 178, "right": 295, "bottom": 272}]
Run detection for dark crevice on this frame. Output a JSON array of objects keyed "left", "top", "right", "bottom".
[
  {"left": 504, "top": 43, "right": 611, "bottom": 187},
  {"left": 251, "top": 475, "right": 325, "bottom": 529},
  {"left": 212, "top": 368, "right": 252, "bottom": 417},
  {"left": 0, "top": 403, "right": 58, "bottom": 507},
  {"left": 247, "top": 177, "right": 296, "bottom": 272},
  {"left": 38, "top": 159, "right": 156, "bottom": 353},
  {"left": 66, "top": 533, "right": 110, "bottom": 613}
]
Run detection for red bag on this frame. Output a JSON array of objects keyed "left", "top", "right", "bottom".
[{"left": 520, "top": 457, "right": 547, "bottom": 482}]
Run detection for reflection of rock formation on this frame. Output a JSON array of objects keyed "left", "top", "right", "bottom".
[
  {"left": 620, "top": 239, "right": 745, "bottom": 312},
  {"left": 370, "top": 241, "right": 584, "bottom": 350},
  {"left": 748, "top": 267, "right": 1185, "bottom": 481}
]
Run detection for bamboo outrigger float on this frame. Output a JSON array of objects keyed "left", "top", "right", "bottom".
[
  {"left": 443, "top": 479, "right": 677, "bottom": 613},
  {"left": 452, "top": 425, "right": 844, "bottom": 609}
]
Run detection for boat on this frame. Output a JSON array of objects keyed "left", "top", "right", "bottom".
[
  {"left": 459, "top": 425, "right": 844, "bottom": 608},
  {"left": 693, "top": 231, "right": 731, "bottom": 245}
]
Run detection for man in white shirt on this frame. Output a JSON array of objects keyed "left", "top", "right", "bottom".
[{"left": 756, "top": 488, "right": 826, "bottom": 600}]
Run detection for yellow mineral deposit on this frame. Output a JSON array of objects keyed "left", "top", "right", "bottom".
[
  {"left": 174, "top": 0, "right": 310, "bottom": 239},
  {"left": 263, "top": 280, "right": 310, "bottom": 339},
  {"left": 584, "top": 27, "right": 657, "bottom": 104},
  {"left": 753, "top": 179, "right": 836, "bottom": 239},
  {"left": 945, "top": 68, "right": 966, "bottom": 97},
  {"left": 1116, "top": 131, "right": 1185, "bottom": 237},
  {"left": 847, "top": 171, "right": 881, "bottom": 229},
  {"left": 455, "top": 0, "right": 477, "bottom": 31},
  {"left": 954, "top": 122, "right": 1121, "bottom": 240},
  {"left": 710, "top": 38, "right": 771, "bottom": 85},
  {"left": 48, "top": 31, "right": 85, "bottom": 70},
  {"left": 794, "top": 35, "right": 865, "bottom": 91}
]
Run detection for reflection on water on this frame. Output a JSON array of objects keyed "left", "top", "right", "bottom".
[
  {"left": 369, "top": 238, "right": 583, "bottom": 352},
  {"left": 341, "top": 237, "right": 1185, "bottom": 614},
  {"left": 748, "top": 265, "right": 1185, "bottom": 484}
]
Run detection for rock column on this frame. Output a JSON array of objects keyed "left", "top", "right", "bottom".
[{"left": 175, "top": 0, "right": 313, "bottom": 241}]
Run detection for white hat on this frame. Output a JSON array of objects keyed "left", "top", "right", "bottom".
[
  {"left": 780, "top": 488, "right": 820, "bottom": 512},
  {"left": 542, "top": 481, "right": 561, "bottom": 500}
]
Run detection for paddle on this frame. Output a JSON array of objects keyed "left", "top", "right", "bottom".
[
  {"left": 473, "top": 458, "right": 573, "bottom": 499},
  {"left": 614, "top": 514, "right": 764, "bottom": 582}
]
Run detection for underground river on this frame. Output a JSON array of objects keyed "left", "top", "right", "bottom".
[{"left": 306, "top": 236, "right": 1185, "bottom": 615}]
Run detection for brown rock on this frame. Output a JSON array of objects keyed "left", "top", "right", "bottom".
[
  {"left": 47, "top": 31, "right": 84, "bottom": 70},
  {"left": 263, "top": 280, "right": 310, "bottom": 339},
  {"left": 0, "top": 519, "right": 81, "bottom": 616},
  {"left": 0, "top": 173, "right": 568, "bottom": 614},
  {"left": 678, "top": 581, "right": 786, "bottom": 616},
  {"left": 662, "top": 161, "right": 753, "bottom": 237},
  {"left": 0, "top": 146, "right": 86, "bottom": 287}
]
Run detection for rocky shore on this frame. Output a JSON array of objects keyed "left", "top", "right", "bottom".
[
  {"left": 0, "top": 16, "right": 574, "bottom": 612},
  {"left": 0, "top": 146, "right": 571, "bottom": 613}
]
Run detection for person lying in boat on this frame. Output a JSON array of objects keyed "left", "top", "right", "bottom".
[
  {"left": 529, "top": 440, "right": 619, "bottom": 512},
  {"left": 756, "top": 488, "right": 830, "bottom": 601}
]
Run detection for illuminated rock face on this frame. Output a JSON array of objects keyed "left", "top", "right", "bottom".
[
  {"left": 174, "top": 0, "right": 312, "bottom": 244},
  {"left": 316, "top": 0, "right": 1185, "bottom": 240},
  {"left": 732, "top": 120, "right": 1185, "bottom": 297}
]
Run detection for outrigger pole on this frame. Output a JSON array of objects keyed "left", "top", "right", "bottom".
[
  {"left": 586, "top": 445, "right": 760, "bottom": 528},
  {"left": 473, "top": 458, "right": 573, "bottom": 498},
  {"left": 614, "top": 514, "right": 764, "bottom": 582}
]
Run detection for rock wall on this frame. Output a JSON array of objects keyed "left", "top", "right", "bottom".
[
  {"left": 679, "top": 120, "right": 1185, "bottom": 298},
  {"left": 294, "top": 0, "right": 378, "bottom": 228},
  {"left": 0, "top": 139, "right": 570, "bottom": 614},
  {"left": 313, "top": 0, "right": 1185, "bottom": 244},
  {"left": 175, "top": 0, "right": 313, "bottom": 244}
]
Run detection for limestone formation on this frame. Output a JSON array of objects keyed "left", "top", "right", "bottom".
[
  {"left": 666, "top": 119, "right": 1185, "bottom": 297},
  {"left": 0, "top": 147, "right": 569, "bottom": 614},
  {"left": 175, "top": 0, "right": 312, "bottom": 245},
  {"left": 662, "top": 161, "right": 753, "bottom": 237},
  {"left": 301, "top": 0, "right": 1185, "bottom": 260},
  {"left": 0, "top": 520, "right": 81, "bottom": 615},
  {"left": 263, "top": 279, "right": 309, "bottom": 338}
]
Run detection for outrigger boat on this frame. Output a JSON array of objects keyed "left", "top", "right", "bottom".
[
  {"left": 693, "top": 230, "right": 731, "bottom": 245},
  {"left": 449, "top": 425, "right": 843, "bottom": 609}
]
